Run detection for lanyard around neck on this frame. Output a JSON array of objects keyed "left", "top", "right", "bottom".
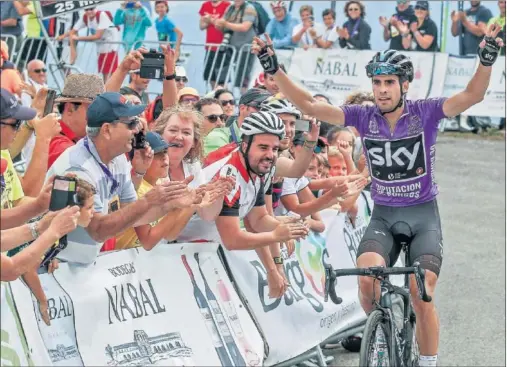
[{"left": 83, "top": 137, "right": 118, "bottom": 196}]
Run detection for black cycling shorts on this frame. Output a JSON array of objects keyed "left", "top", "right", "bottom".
[{"left": 357, "top": 199, "right": 444, "bottom": 276}]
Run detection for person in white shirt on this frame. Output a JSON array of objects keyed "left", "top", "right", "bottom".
[
  {"left": 20, "top": 59, "right": 49, "bottom": 166},
  {"left": 58, "top": 8, "right": 121, "bottom": 81},
  {"left": 315, "top": 8, "right": 339, "bottom": 49},
  {"left": 291, "top": 5, "right": 326, "bottom": 49}
]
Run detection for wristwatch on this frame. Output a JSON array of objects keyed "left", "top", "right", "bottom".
[
  {"left": 29, "top": 221, "right": 39, "bottom": 240},
  {"left": 164, "top": 73, "right": 176, "bottom": 81},
  {"left": 273, "top": 256, "right": 284, "bottom": 265}
]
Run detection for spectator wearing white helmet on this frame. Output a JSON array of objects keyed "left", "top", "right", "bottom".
[{"left": 265, "top": 1, "right": 299, "bottom": 49}]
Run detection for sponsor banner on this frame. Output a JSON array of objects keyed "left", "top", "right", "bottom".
[
  {"left": 9, "top": 244, "right": 264, "bottom": 367},
  {"left": 222, "top": 192, "right": 403, "bottom": 365},
  {"left": 442, "top": 55, "right": 505, "bottom": 117},
  {"left": 1, "top": 283, "right": 35, "bottom": 367},
  {"left": 36, "top": 1, "right": 112, "bottom": 19},
  {"left": 285, "top": 49, "right": 436, "bottom": 105}
]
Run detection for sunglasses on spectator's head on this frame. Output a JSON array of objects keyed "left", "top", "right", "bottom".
[
  {"left": 175, "top": 76, "right": 188, "bottom": 83},
  {"left": 0, "top": 119, "right": 22, "bottom": 130},
  {"left": 206, "top": 114, "right": 228, "bottom": 123},
  {"left": 415, "top": 5, "right": 427, "bottom": 10},
  {"left": 220, "top": 99, "right": 235, "bottom": 106},
  {"left": 33, "top": 68, "right": 47, "bottom": 73}
]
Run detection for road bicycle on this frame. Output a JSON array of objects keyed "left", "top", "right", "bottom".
[{"left": 323, "top": 243, "right": 432, "bottom": 366}]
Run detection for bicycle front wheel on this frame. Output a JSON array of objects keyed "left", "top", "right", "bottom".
[{"left": 360, "top": 309, "right": 396, "bottom": 367}]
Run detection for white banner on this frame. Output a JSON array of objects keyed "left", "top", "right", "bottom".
[
  {"left": 1, "top": 283, "right": 34, "bottom": 367},
  {"left": 222, "top": 192, "right": 403, "bottom": 365},
  {"left": 9, "top": 243, "right": 264, "bottom": 367}
]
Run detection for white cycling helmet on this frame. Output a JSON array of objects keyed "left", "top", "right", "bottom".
[
  {"left": 260, "top": 98, "right": 302, "bottom": 119},
  {"left": 270, "top": 1, "right": 287, "bottom": 9},
  {"left": 241, "top": 111, "right": 286, "bottom": 140}
]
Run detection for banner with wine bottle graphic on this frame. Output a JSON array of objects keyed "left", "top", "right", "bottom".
[
  {"left": 222, "top": 192, "right": 404, "bottom": 365},
  {"left": 8, "top": 243, "right": 264, "bottom": 367}
]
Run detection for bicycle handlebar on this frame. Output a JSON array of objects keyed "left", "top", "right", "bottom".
[{"left": 323, "top": 262, "right": 432, "bottom": 305}]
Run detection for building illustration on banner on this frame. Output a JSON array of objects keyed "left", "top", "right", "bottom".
[
  {"left": 105, "top": 330, "right": 193, "bottom": 366},
  {"left": 48, "top": 344, "right": 81, "bottom": 363}
]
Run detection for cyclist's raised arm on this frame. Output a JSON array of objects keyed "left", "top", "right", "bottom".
[
  {"left": 443, "top": 24, "right": 504, "bottom": 118},
  {"left": 252, "top": 35, "right": 346, "bottom": 126}
]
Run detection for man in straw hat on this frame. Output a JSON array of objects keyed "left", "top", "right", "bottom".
[{"left": 47, "top": 74, "right": 105, "bottom": 169}]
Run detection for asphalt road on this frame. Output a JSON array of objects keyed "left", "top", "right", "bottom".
[{"left": 329, "top": 136, "right": 506, "bottom": 367}]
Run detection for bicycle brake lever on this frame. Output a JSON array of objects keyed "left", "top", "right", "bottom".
[{"left": 413, "top": 262, "right": 432, "bottom": 303}]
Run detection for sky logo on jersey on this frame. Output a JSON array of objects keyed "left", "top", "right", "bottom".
[{"left": 364, "top": 133, "right": 426, "bottom": 183}]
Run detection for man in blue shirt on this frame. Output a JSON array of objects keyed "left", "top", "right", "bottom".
[{"left": 265, "top": 1, "right": 299, "bottom": 49}]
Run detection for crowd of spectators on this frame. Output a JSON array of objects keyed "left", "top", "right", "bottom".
[{"left": 0, "top": 0, "right": 504, "bottom": 352}]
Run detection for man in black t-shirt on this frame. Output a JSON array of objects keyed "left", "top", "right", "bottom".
[
  {"left": 403, "top": 1, "right": 439, "bottom": 52},
  {"left": 379, "top": 0, "right": 417, "bottom": 51},
  {"left": 451, "top": 1, "right": 493, "bottom": 55}
]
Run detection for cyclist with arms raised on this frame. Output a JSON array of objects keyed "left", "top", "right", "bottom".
[{"left": 252, "top": 24, "right": 504, "bottom": 367}]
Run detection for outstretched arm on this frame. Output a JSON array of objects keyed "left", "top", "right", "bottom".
[
  {"left": 252, "top": 35, "right": 346, "bottom": 125},
  {"left": 443, "top": 24, "right": 504, "bottom": 117}
]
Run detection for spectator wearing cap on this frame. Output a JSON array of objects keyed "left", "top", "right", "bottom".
[
  {"left": 195, "top": 98, "right": 227, "bottom": 136},
  {"left": 379, "top": 0, "right": 418, "bottom": 51},
  {"left": 399, "top": 1, "right": 438, "bottom": 51},
  {"left": 154, "top": 1, "right": 183, "bottom": 60},
  {"left": 292, "top": 5, "right": 326, "bottom": 50},
  {"left": 338, "top": 1, "right": 372, "bottom": 50},
  {"left": 178, "top": 87, "right": 200, "bottom": 107},
  {"left": 46, "top": 92, "right": 188, "bottom": 265},
  {"left": 452, "top": 1, "right": 493, "bottom": 56},
  {"left": 266, "top": 1, "right": 299, "bottom": 49},
  {"left": 203, "top": 88, "right": 271, "bottom": 156},
  {"left": 0, "top": 88, "right": 53, "bottom": 220},
  {"left": 199, "top": 0, "right": 231, "bottom": 88},
  {"left": 175, "top": 66, "right": 188, "bottom": 90},
  {"left": 120, "top": 70, "right": 150, "bottom": 105},
  {"left": 47, "top": 74, "right": 105, "bottom": 169}
]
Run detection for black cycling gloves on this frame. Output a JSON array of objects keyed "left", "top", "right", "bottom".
[
  {"left": 257, "top": 45, "right": 279, "bottom": 74},
  {"left": 477, "top": 36, "right": 501, "bottom": 67}
]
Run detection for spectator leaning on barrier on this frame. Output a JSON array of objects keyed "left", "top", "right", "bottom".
[
  {"left": 204, "top": 88, "right": 272, "bottom": 156},
  {"left": 0, "top": 1, "right": 24, "bottom": 57},
  {"left": 120, "top": 69, "right": 151, "bottom": 105},
  {"left": 315, "top": 8, "right": 339, "bottom": 49},
  {"left": 452, "top": 1, "right": 493, "bottom": 56},
  {"left": 380, "top": 0, "right": 417, "bottom": 51},
  {"left": 265, "top": 1, "right": 299, "bottom": 49},
  {"left": 488, "top": 0, "right": 506, "bottom": 56},
  {"left": 195, "top": 98, "right": 227, "bottom": 136},
  {"left": 212, "top": 0, "right": 258, "bottom": 93},
  {"left": 399, "top": 1, "right": 438, "bottom": 52},
  {"left": 199, "top": 0, "right": 231, "bottom": 88},
  {"left": 292, "top": 5, "right": 326, "bottom": 50},
  {"left": 46, "top": 92, "right": 195, "bottom": 265},
  {"left": 154, "top": 1, "right": 183, "bottom": 60},
  {"left": 114, "top": 1, "right": 152, "bottom": 51},
  {"left": 175, "top": 66, "right": 188, "bottom": 90},
  {"left": 58, "top": 7, "right": 121, "bottom": 82},
  {"left": 338, "top": 1, "right": 372, "bottom": 50}
]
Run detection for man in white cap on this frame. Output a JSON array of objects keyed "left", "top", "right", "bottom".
[{"left": 175, "top": 65, "right": 188, "bottom": 90}]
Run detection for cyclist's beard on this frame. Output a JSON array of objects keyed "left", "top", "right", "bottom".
[{"left": 250, "top": 156, "right": 276, "bottom": 176}]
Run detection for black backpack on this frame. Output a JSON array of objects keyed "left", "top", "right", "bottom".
[{"left": 249, "top": 1, "right": 270, "bottom": 35}]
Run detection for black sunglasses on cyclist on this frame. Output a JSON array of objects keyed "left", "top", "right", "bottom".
[
  {"left": 0, "top": 119, "right": 22, "bottom": 130},
  {"left": 220, "top": 99, "right": 235, "bottom": 107},
  {"left": 33, "top": 68, "right": 47, "bottom": 73},
  {"left": 175, "top": 76, "right": 188, "bottom": 83},
  {"left": 206, "top": 114, "right": 228, "bottom": 123}
]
